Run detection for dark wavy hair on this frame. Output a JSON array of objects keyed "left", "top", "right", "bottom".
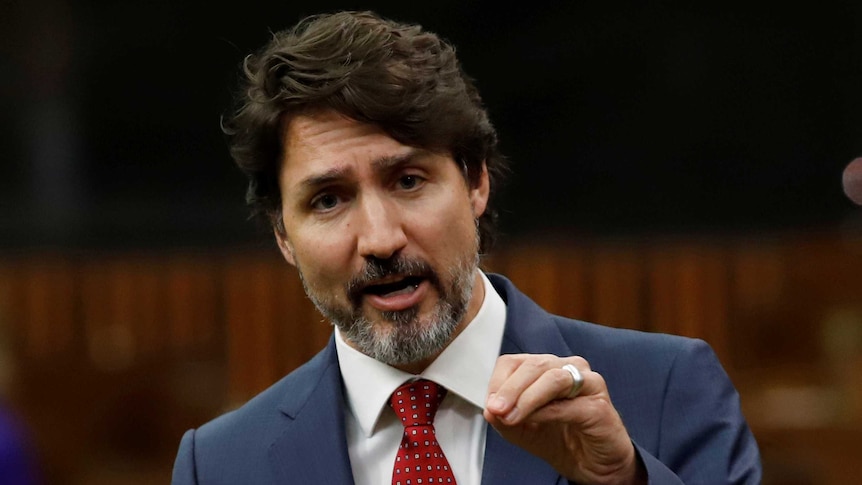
[{"left": 223, "top": 10, "right": 509, "bottom": 253}]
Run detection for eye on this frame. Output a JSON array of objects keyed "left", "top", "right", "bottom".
[
  {"left": 310, "top": 193, "right": 340, "bottom": 211},
  {"left": 397, "top": 174, "right": 424, "bottom": 190}
]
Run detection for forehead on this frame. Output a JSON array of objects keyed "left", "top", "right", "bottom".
[{"left": 279, "top": 111, "right": 413, "bottom": 182}]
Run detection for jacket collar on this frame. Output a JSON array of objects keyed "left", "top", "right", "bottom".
[
  {"left": 269, "top": 341, "right": 356, "bottom": 484},
  {"left": 266, "top": 273, "right": 570, "bottom": 485},
  {"left": 480, "top": 273, "right": 571, "bottom": 484}
]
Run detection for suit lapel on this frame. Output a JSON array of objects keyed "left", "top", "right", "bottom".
[
  {"left": 491, "top": 273, "right": 574, "bottom": 358},
  {"left": 264, "top": 276, "right": 573, "bottom": 485},
  {"left": 268, "top": 339, "right": 356, "bottom": 484},
  {"left": 480, "top": 274, "right": 575, "bottom": 485},
  {"left": 481, "top": 425, "right": 565, "bottom": 485}
]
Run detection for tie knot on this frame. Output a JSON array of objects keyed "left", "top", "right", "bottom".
[{"left": 389, "top": 379, "right": 446, "bottom": 427}]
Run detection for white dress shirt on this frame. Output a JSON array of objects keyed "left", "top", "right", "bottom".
[{"left": 335, "top": 271, "right": 507, "bottom": 485}]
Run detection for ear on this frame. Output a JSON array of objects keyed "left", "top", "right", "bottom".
[
  {"left": 274, "top": 227, "right": 297, "bottom": 267},
  {"left": 469, "top": 162, "right": 490, "bottom": 218}
]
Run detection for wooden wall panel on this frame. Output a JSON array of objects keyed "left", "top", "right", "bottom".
[
  {"left": 224, "top": 255, "right": 283, "bottom": 404},
  {"left": 484, "top": 244, "right": 590, "bottom": 321},
  {"left": 645, "top": 242, "right": 730, "bottom": 361},
  {"left": 223, "top": 253, "right": 331, "bottom": 404},
  {"left": 79, "top": 258, "right": 147, "bottom": 371},
  {"left": 164, "top": 255, "right": 220, "bottom": 354},
  {"left": 1, "top": 231, "right": 860, "bottom": 485},
  {"left": 270, "top": 264, "right": 329, "bottom": 378},
  {"left": 17, "top": 256, "right": 78, "bottom": 360},
  {"left": 588, "top": 244, "right": 646, "bottom": 331}
]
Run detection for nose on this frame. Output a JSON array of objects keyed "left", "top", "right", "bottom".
[{"left": 356, "top": 193, "right": 408, "bottom": 260}]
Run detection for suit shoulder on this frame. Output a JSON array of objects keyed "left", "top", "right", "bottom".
[
  {"left": 551, "top": 315, "right": 714, "bottom": 368},
  {"left": 172, "top": 343, "right": 342, "bottom": 483},
  {"left": 193, "top": 343, "right": 334, "bottom": 444}
]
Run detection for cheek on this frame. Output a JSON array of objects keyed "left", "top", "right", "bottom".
[
  {"left": 411, "top": 200, "right": 477, "bottom": 251},
  {"left": 291, "top": 231, "right": 354, "bottom": 281}
]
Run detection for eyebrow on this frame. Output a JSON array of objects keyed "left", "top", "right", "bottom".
[
  {"left": 297, "top": 167, "right": 348, "bottom": 192},
  {"left": 371, "top": 149, "right": 423, "bottom": 172},
  {"left": 295, "top": 148, "right": 423, "bottom": 192}
]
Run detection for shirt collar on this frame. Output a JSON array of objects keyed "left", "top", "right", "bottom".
[{"left": 335, "top": 271, "right": 507, "bottom": 437}]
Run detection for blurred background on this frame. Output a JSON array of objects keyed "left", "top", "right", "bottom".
[{"left": 1, "top": 1, "right": 861, "bottom": 484}]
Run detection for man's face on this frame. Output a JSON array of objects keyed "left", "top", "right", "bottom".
[{"left": 274, "top": 109, "right": 490, "bottom": 370}]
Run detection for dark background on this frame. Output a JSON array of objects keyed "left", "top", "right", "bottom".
[
  {"left": 2, "top": 1, "right": 861, "bottom": 251},
  {"left": 2, "top": 4, "right": 862, "bottom": 484}
]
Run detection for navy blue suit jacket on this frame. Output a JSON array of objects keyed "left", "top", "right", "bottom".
[{"left": 172, "top": 274, "right": 762, "bottom": 484}]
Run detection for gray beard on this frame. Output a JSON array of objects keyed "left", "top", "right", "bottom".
[{"left": 298, "top": 251, "right": 479, "bottom": 367}]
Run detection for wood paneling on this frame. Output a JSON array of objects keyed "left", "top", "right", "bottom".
[{"left": 0, "top": 230, "right": 860, "bottom": 484}]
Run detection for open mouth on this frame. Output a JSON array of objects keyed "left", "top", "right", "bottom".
[{"left": 363, "top": 276, "right": 424, "bottom": 297}]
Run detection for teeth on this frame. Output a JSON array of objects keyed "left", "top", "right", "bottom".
[
  {"left": 365, "top": 277, "right": 421, "bottom": 297},
  {"left": 384, "top": 285, "right": 414, "bottom": 297}
]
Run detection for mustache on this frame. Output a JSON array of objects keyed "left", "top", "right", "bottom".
[{"left": 347, "top": 256, "right": 438, "bottom": 305}]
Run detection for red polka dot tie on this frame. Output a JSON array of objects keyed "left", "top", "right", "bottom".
[{"left": 389, "top": 379, "right": 457, "bottom": 485}]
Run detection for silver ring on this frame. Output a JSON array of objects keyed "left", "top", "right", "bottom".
[{"left": 561, "top": 364, "right": 584, "bottom": 398}]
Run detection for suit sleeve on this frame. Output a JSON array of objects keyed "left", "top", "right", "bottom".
[
  {"left": 172, "top": 429, "right": 199, "bottom": 485},
  {"left": 635, "top": 339, "right": 762, "bottom": 484}
]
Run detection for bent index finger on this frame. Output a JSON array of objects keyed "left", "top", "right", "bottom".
[
  {"left": 486, "top": 354, "right": 555, "bottom": 416},
  {"left": 486, "top": 354, "right": 524, "bottom": 398}
]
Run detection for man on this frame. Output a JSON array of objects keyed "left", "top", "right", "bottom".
[{"left": 172, "top": 10, "right": 761, "bottom": 484}]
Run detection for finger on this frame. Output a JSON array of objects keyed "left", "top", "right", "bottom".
[
  {"left": 523, "top": 370, "right": 609, "bottom": 424},
  {"left": 569, "top": 366, "right": 605, "bottom": 399},
  {"left": 561, "top": 364, "right": 584, "bottom": 398},
  {"left": 496, "top": 366, "right": 575, "bottom": 425},
  {"left": 487, "top": 355, "right": 590, "bottom": 417},
  {"left": 548, "top": 356, "right": 592, "bottom": 400},
  {"left": 486, "top": 354, "right": 557, "bottom": 416},
  {"left": 485, "top": 355, "right": 525, "bottom": 415},
  {"left": 500, "top": 361, "right": 598, "bottom": 425},
  {"left": 486, "top": 354, "right": 524, "bottom": 397}
]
